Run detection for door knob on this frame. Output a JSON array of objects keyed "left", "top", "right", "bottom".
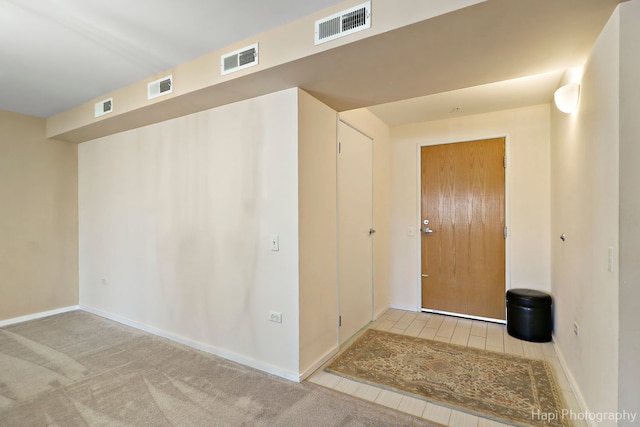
[{"left": 422, "top": 219, "right": 435, "bottom": 234}]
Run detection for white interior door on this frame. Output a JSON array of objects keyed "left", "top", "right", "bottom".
[{"left": 337, "top": 121, "right": 374, "bottom": 345}]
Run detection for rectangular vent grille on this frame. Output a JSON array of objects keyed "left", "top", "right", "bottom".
[
  {"left": 315, "top": 1, "right": 371, "bottom": 45},
  {"left": 318, "top": 17, "right": 341, "bottom": 41},
  {"left": 94, "top": 98, "right": 113, "bottom": 118},
  {"left": 221, "top": 43, "right": 259, "bottom": 75},
  {"left": 148, "top": 75, "right": 173, "bottom": 100},
  {"left": 343, "top": 7, "right": 367, "bottom": 31}
]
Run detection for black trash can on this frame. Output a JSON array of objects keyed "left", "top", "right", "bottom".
[{"left": 506, "top": 289, "right": 552, "bottom": 342}]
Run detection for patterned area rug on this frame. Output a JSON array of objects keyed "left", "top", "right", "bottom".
[{"left": 326, "top": 329, "right": 569, "bottom": 427}]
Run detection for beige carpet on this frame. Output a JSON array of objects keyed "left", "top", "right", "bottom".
[
  {"left": 326, "top": 329, "right": 569, "bottom": 427},
  {"left": 0, "top": 311, "right": 438, "bottom": 426}
]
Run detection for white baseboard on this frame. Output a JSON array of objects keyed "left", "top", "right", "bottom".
[
  {"left": 299, "top": 345, "right": 340, "bottom": 382},
  {"left": 390, "top": 304, "right": 419, "bottom": 312},
  {"left": 552, "top": 335, "right": 594, "bottom": 427},
  {"left": 79, "top": 305, "right": 300, "bottom": 382},
  {"left": 0, "top": 305, "right": 80, "bottom": 327}
]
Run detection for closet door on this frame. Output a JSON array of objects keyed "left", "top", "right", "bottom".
[{"left": 337, "top": 121, "right": 374, "bottom": 344}]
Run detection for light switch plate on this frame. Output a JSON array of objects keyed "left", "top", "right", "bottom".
[{"left": 270, "top": 234, "right": 279, "bottom": 251}]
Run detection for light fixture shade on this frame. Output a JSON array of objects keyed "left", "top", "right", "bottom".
[{"left": 554, "top": 83, "right": 580, "bottom": 114}]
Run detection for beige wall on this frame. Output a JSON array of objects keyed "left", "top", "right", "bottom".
[
  {"left": 389, "top": 105, "right": 552, "bottom": 311},
  {"left": 339, "top": 109, "right": 392, "bottom": 317},
  {"left": 0, "top": 110, "right": 78, "bottom": 321},
  {"left": 550, "top": 9, "right": 620, "bottom": 420},
  {"left": 618, "top": 1, "right": 640, "bottom": 421},
  {"left": 78, "top": 89, "right": 302, "bottom": 379},
  {"left": 298, "top": 89, "right": 339, "bottom": 376}
]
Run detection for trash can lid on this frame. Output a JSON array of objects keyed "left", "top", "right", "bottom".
[{"left": 506, "top": 288, "right": 552, "bottom": 308}]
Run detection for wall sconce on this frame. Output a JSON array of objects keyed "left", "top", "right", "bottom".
[{"left": 554, "top": 83, "right": 580, "bottom": 114}]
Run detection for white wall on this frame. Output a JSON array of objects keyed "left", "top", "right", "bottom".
[
  {"left": 550, "top": 9, "right": 620, "bottom": 421},
  {"left": 389, "top": 105, "right": 551, "bottom": 311},
  {"left": 618, "top": 1, "right": 640, "bottom": 421},
  {"left": 79, "top": 88, "right": 301, "bottom": 379}
]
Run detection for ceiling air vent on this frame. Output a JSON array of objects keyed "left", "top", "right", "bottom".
[
  {"left": 94, "top": 98, "right": 113, "bottom": 118},
  {"left": 314, "top": 1, "right": 371, "bottom": 45},
  {"left": 147, "top": 75, "right": 173, "bottom": 100},
  {"left": 221, "top": 43, "right": 259, "bottom": 75}
]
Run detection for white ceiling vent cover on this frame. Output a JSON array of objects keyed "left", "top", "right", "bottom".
[
  {"left": 148, "top": 75, "right": 173, "bottom": 100},
  {"left": 94, "top": 98, "right": 113, "bottom": 118},
  {"left": 315, "top": 1, "right": 371, "bottom": 45},
  {"left": 221, "top": 43, "right": 259, "bottom": 75}
]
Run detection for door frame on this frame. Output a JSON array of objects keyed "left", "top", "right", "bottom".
[
  {"left": 415, "top": 135, "right": 511, "bottom": 322},
  {"left": 336, "top": 118, "right": 376, "bottom": 344}
]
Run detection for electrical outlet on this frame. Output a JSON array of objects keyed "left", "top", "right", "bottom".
[
  {"left": 269, "top": 311, "right": 282, "bottom": 323},
  {"left": 573, "top": 321, "right": 579, "bottom": 336}
]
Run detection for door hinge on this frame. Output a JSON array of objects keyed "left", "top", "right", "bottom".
[
  {"left": 339, "top": 315, "right": 342, "bottom": 327},
  {"left": 504, "top": 226, "right": 508, "bottom": 239},
  {"left": 503, "top": 155, "right": 507, "bottom": 168},
  {"left": 338, "top": 142, "right": 341, "bottom": 154}
]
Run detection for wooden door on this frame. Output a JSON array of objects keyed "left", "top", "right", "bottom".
[
  {"left": 421, "top": 138, "right": 505, "bottom": 320},
  {"left": 338, "top": 121, "right": 374, "bottom": 344}
]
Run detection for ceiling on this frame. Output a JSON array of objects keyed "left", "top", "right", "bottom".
[
  {"left": 0, "top": 0, "right": 626, "bottom": 126},
  {"left": 368, "top": 70, "right": 566, "bottom": 127},
  {"left": 0, "top": 0, "right": 345, "bottom": 118}
]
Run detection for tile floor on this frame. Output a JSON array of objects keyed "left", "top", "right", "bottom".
[{"left": 307, "top": 309, "right": 585, "bottom": 427}]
